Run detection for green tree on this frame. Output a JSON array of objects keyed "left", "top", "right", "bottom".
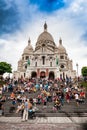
[
  {"left": 81, "top": 66, "right": 87, "bottom": 77},
  {"left": 0, "top": 62, "right": 12, "bottom": 75}
]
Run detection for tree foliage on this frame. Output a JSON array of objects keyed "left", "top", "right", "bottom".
[
  {"left": 81, "top": 66, "right": 87, "bottom": 77},
  {"left": 0, "top": 62, "right": 12, "bottom": 75}
]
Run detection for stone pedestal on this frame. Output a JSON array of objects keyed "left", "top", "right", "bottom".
[
  {"left": 56, "top": 66, "right": 60, "bottom": 78},
  {"left": 26, "top": 66, "right": 31, "bottom": 78}
]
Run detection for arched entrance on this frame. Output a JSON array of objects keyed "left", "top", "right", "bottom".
[
  {"left": 40, "top": 71, "right": 46, "bottom": 78},
  {"left": 49, "top": 71, "right": 55, "bottom": 80},
  {"left": 31, "top": 71, "right": 37, "bottom": 78}
]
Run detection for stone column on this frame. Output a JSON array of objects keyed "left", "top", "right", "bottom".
[
  {"left": 46, "top": 68, "right": 49, "bottom": 78},
  {"left": 37, "top": 69, "right": 40, "bottom": 78}
]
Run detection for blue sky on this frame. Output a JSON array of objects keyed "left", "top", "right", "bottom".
[
  {"left": 0, "top": 0, "right": 87, "bottom": 75},
  {"left": 0, "top": 0, "right": 66, "bottom": 35}
]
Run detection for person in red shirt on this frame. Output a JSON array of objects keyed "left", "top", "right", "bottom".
[
  {"left": 80, "top": 91, "right": 85, "bottom": 99},
  {"left": 66, "top": 92, "right": 70, "bottom": 103}
]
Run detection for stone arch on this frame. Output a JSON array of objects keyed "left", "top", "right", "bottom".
[
  {"left": 40, "top": 71, "right": 46, "bottom": 78},
  {"left": 31, "top": 71, "right": 37, "bottom": 78},
  {"left": 49, "top": 71, "right": 55, "bottom": 80}
]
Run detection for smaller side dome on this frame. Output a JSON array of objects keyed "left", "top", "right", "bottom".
[
  {"left": 18, "top": 58, "right": 22, "bottom": 63},
  {"left": 23, "top": 38, "right": 33, "bottom": 54},
  {"left": 28, "top": 38, "right": 33, "bottom": 50},
  {"left": 58, "top": 38, "right": 66, "bottom": 53}
]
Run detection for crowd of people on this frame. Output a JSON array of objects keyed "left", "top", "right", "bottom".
[{"left": 0, "top": 76, "right": 86, "bottom": 121}]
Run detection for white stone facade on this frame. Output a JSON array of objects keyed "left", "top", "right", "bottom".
[{"left": 14, "top": 23, "right": 76, "bottom": 79}]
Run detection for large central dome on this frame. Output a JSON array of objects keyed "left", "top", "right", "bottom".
[
  {"left": 37, "top": 22, "right": 54, "bottom": 42},
  {"left": 37, "top": 31, "right": 54, "bottom": 42},
  {"left": 35, "top": 22, "right": 56, "bottom": 51}
]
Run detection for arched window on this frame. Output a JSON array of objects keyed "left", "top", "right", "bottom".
[
  {"left": 35, "top": 62, "right": 37, "bottom": 67},
  {"left": 26, "top": 56, "right": 29, "bottom": 60},
  {"left": 42, "top": 44, "right": 45, "bottom": 52},
  {"left": 50, "top": 62, "right": 52, "bottom": 67},
  {"left": 42, "top": 56, "right": 45, "bottom": 65},
  {"left": 60, "top": 64, "right": 64, "bottom": 68},
  {"left": 25, "top": 65, "right": 27, "bottom": 69},
  {"left": 60, "top": 55, "right": 64, "bottom": 59}
]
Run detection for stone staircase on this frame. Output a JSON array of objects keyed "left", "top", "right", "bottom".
[
  {"left": 3, "top": 99, "right": 87, "bottom": 117},
  {"left": 2, "top": 86, "right": 87, "bottom": 117}
]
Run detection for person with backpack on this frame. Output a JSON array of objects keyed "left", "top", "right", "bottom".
[{"left": 22, "top": 99, "right": 29, "bottom": 121}]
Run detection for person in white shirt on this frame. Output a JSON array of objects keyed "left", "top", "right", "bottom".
[{"left": 75, "top": 93, "right": 79, "bottom": 106}]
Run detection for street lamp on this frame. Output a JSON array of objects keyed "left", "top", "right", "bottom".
[{"left": 76, "top": 63, "right": 78, "bottom": 77}]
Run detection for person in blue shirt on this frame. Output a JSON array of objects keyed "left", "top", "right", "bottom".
[{"left": 22, "top": 99, "right": 29, "bottom": 121}]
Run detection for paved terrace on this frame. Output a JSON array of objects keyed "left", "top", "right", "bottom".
[
  {"left": 0, "top": 117, "right": 87, "bottom": 130},
  {"left": 0, "top": 116, "right": 87, "bottom": 124}
]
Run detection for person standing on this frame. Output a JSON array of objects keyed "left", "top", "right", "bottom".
[
  {"left": 75, "top": 93, "right": 79, "bottom": 106},
  {"left": 22, "top": 99, "right": 29, "bottom": 121},
  {"left": 66, "top": 92, "right": 70, "bottom": 103}
]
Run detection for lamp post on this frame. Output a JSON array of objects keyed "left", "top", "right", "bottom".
[
  {"left": 56, "top": 56, "right": 59, "bottom": 78},
  {"left": 76, "top": 63, "right": 78, "bottom": 77}
]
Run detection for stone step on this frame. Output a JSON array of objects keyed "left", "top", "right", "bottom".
[{"left": 4, "top": 111, "right": 87, "bottom": 117}]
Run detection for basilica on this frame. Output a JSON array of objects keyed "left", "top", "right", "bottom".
[{"left": 14, "top": 23, "right": 76, "bottom": 79}]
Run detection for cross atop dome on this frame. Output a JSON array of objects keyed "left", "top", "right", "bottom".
[
  {"left": 59, "top": 37, "right": 62, "bottom": 45},
  {"left": 44, "top": 22, "right": 47, "bottom": 31},
  {"left": 28, "top": 37, "right": 31, "bottom": 46}
]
